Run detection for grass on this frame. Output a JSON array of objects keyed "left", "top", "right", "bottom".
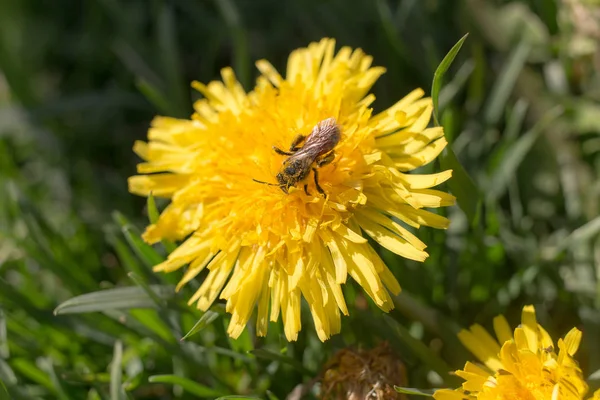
[{"left": 1, "top": 0, "right": 600, "bottom": 398}]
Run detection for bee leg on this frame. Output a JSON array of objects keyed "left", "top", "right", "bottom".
[
  {"left": 289, "top": 134, "right": 306, "bottom": 152},
  {"left": 312, "top": 168, "right": 325, "bottom": 195},
  {"left": 273, "top": 146, "right": 295, "bottom": 156},
  {"left": 304, "top": 184, "right": 310, "bottom": 196},
  {"left": 316, "top": 151, "right": 335, "bottom": 167}
]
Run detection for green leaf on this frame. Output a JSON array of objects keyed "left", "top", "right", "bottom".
[
  {"left": 431, "top": 33, "right": 469, "bottom": 127},
  {"left": 54, "top": 286, "right": 174, "bottom": 315},
  {"left": 109, "top": 341, "right": 126, "bottom": 400},
  {"left": 156, "top": 3, "right": 189, "bottom": 117},
  {"left": 148, "top": 375, "right": 226, "bottom": 397},
  {"left": 431, "top": 33, "right": 480, "bottom": 223},
  {"left": 394, "top": 386, "right": 436, "bottom": 396},
  {"left": 112, "top": 211, "right": 164, "bottom": 269},
  {"left": 180, "top": 311, "right": 220, "bottom": 341},
  {"left": 487, "top": 106, "right": 564, "bottom": 201},
  {"left": 136, "top": 78, "right": 172, "bottom": 116},
  {"left": 250, "top": 349, "right": 313, "bottom": 376},
  {"left": 214, "top": 0, "right": 250, "bottom": 88},
  {"left": 146, "top": 193, "right": 177, "bottom": 254},
  {"left": 11, "top": 358, "right": 54, "bottom": 392},
  {"left": 0, "top": 309, "right": 7, "bottom": 359},
  {"left": 127, "top": 272, "right": 166, "bottom": 307},
  {"left": 484, "top": 40, "right": 531, "bottom": 125},
  {"left": 439, "top": 147, "right": 481, "bottom": 224},
  {"left": 146, "top": 193, "right": 160, "bottom": 224},
  {"left": 106, "top": 230, "right": 146, "bottom": 279},
  {"left": 38, "top": 358, "right": 69, "bottom": 400},
  {"left": 0, "top": 379, "right": 8, "bottom": 400},
  {"left": 266, "top": 390, "right": 280, "bottom": 400}
]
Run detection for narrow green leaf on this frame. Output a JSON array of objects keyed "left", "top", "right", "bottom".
[
  {"left": 0, "top": 360, "right": 16, "bottom": 386},
  {"left": 136, "top": 78, "right": 172, "bottom": 117},
  {"left": 588, "top": 368, "right": 600, "bottom": 382},
  {"left": 107, "top": 230, "right": 146, "bottom": 279},
  {"left": 147, "top": 193, "right": 160, "bottom": 224},
  {"left": 214, "top": 0, "right": 250, "bottom": 88},
  {"left": 147, "top": 193, "right": 177, "bottom": 254},
  {"left": 54, "top": 286, "right": 174, "bottom": 315},
  {"left": 487, "top": 106, "right": 564, "bottom": 200},
  {"left": 439, "top": 147, "right": 481, "bottom": 224},
  {"left": 432, "top": 33, "right": 469, "bottom": 127},
  {"left": 11, "top": 358, "right": 54, "bottom": 392},
  {"left": 394, "top": 386, "right": 436, "bottom": 396},
  {"left": 432, "top": 33, "right": 480, "bottom": 223},
  {"left": 0, "top": 379, "right": 7, "bottom": 400},
  {"left": 128, "top": 272, "right": 165, "bottom": 307},
  {"left": 38, "top": 358, "right": 69, "bottom": 400},
  {"left": 484, "top": 40, "right": 531, "bottom": 125},
  {"left": 112, "top": 211, "right": 164, "bottom": 269},
  {"left": 544, "top": 216, "right": 600, "bottom": 260},
  {"left": 266, "top": 390, "right": 280, "bottom": 400},
  {"left": 438, "top": 59, "right": 474, "bottom": 112},
  {"left": 148, "top": 375, "right": 226, "bottom": 397},
  {"left": 156, "top": 3, "right": 189, "bottom": 117},
  {"left": 109, "top": 341, "right": 126, "bottom": 400},
  {"left": 250, "top": 349, "right": 313, "bottom": 376},
  {"left": 180, "top": 311, "right": 220, "bottom": 341},
  {"left": 0, "top": 309, "right": 7, "bottom": 359}
]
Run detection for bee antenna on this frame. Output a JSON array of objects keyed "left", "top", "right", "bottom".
[{"left": 252, "top": 178, "right": 280, "bottom": 187}]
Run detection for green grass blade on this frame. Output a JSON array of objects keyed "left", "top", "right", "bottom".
[
  {"left": 431, "top": 33, "right": 480, "bottom": 223},
  {"left": 394, "top": 387, "right": 435, "bottom": 396},
  {"left": 439, "top": 148, "right": 481, "bottom": 224},
  {"left": 432, "top": 33, "right": 469, "bottom": 127},
  {"left": 484, "top": 40, "right": 531, "bottom": 126},
  {"left": 487, "top": 105, "right": 564, "bottom": 200},
  {"left": 0, "top": 378, "right": 7, "bottom": 400},
  {"left": 146, "top": 193, "right": 176, "bottom": 254},
  {"left": 38, "top": 358, "right": 69, "bottom": 400},
  {"left": 112, "top": 211, "right": 164, "bottom": 269},
  {"left": 54, "top": 286, "right": 174, "bottom": 315},
  {"left": 438, "top": 59, "right": 474, "bottom": 112},
  {"left": 10, "top": 358, "right": 54, "bottom": 393},
  {"left": 146, "top": 193, "right": 160, "bottom": 224},
  {"left": 148, "top": 375, "right": 226, "bottom": 397},
  {"left": 156, "top": 3, "right": 189, "bottom": 117},
  {"left": 180, "top": 311, "right": 220, "bottom": 341},
  {"left": 214, "top": 0, "right": 250, "bottom": 88},
  {"left": 0, "top": 309, "right": 7, "bottom": 359},
  {"left": 109, "top": 341, "right": 126, "bottom": 400},
  {"left": 127, "top": 273, "right": 166, "bottom": 307},
  {"left": 106, "top": 230, "right": 146, "bottom": 279},
  {"left": 136, "top": 78, "right": 173, "bottom": 118}
]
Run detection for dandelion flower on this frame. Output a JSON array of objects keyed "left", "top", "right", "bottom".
[
  {"left": 128, "top": 38, "right": 454, "bottom": 342},
  {"left": 434, "top": 305, "right": 592, "bottom": 400}
]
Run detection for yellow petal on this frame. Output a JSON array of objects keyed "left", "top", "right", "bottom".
[{"left": 355, "top": 213, "right": 428, "bottom": 261}]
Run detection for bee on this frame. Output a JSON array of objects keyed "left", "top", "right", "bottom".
[{"left": 253, "top": 117, "right": 341, "bottom": 195}]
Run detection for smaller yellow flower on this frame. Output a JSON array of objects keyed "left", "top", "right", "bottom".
[{"left": 434, "top": 305, "right": 592, "bottom": 400}]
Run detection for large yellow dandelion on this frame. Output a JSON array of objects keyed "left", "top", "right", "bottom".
[
  {"left": 434, "top": 305, "right": 596, "bottom": 400},
  {"left": 128, "top": 38, "right": 454, "bottom": 341}
]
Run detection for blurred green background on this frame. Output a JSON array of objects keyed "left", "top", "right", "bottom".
[{"left": 1, "top": 0, "right": 600, "bottom": 398}]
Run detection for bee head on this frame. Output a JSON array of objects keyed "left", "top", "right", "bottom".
[{"left": 276, "top": 159, "right": 304, "bottom": 189}]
